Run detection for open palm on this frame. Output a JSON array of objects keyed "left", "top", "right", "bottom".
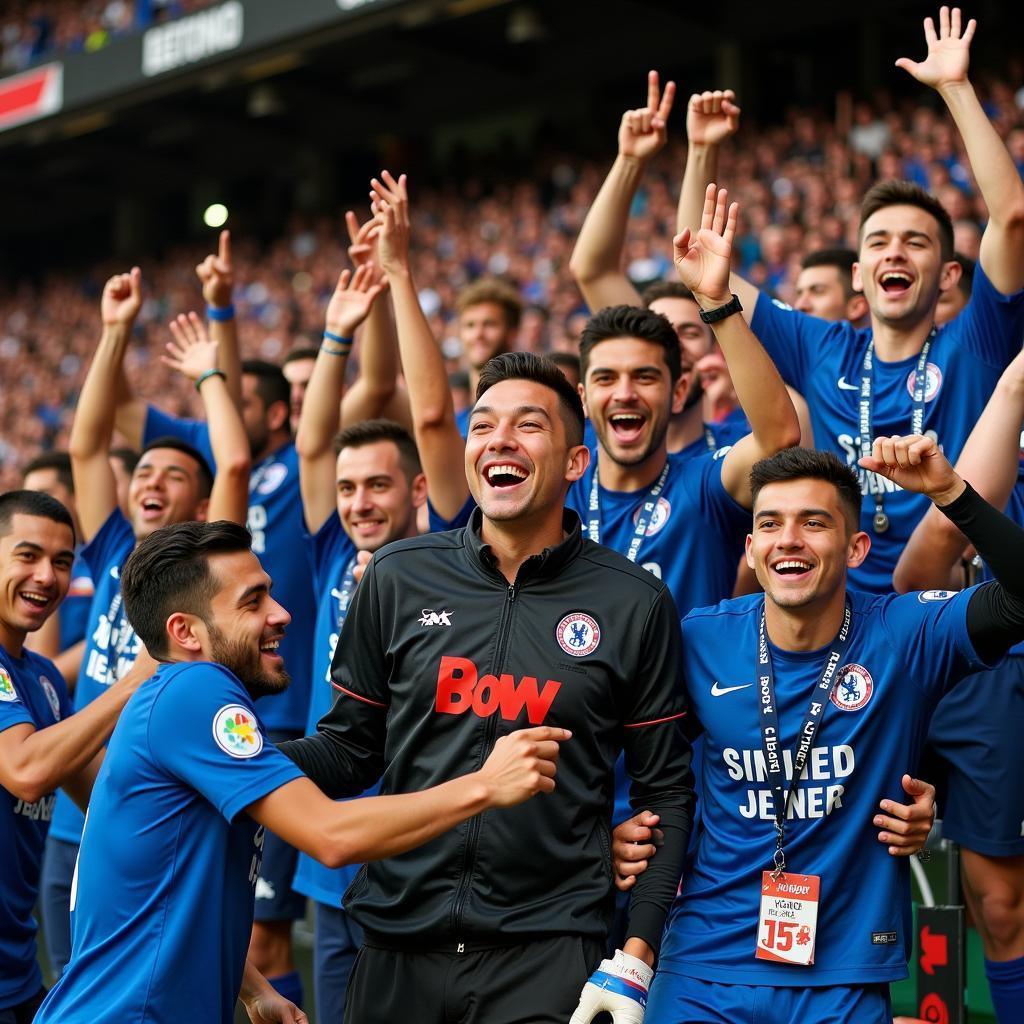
[
  {"left": 325, "top": 264, "right": 387, "bottom": 338},
  {"left": 673, "top": 184, "right": 737, "bottom": 304},
  {"left": 895, "top": 6, "right": 974, "bottom": 89}
]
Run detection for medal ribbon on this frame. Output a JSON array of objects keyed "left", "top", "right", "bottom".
[{"left": 858, "top": 330, "right": 934, "bottom": 533}]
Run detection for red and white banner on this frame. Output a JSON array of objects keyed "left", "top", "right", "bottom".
[{"left": 0, "top": 63, "right": 63, "bottom": 132}]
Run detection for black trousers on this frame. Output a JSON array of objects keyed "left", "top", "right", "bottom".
[{"left": 344, "top": 935, "right": 605, "bottom": 1024}]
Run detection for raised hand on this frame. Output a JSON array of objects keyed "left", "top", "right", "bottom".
[
  {"left": 369, "top": 170, "right": 411, "bottom": 276},
  {"left": 195, "top": 230, "right": 234, "bottom": 308},
  {"left": 325, "top": 263, "right": 388, "bottom": 340},
  {"left": 345, "top": 210, "right": 381, "bottom": 271},
  {"left": 101, "top": 267, "right": 142, "bottom": 328},
  {"left": 895, "top": 6, "right": 975, "bottom": 90},
  {"left": 618, "top": 69, "right": 676, "bottom": 161},
  {"left": 673, "top": 183, "right": 738, "bottom": 306},
  {"left": 858, "top": 434, "right": 963, "bottom": 502},
  {"left": 161, "top": 312, "right": 219, "bottom": 381},
  {"left": 477, "top": 726, "right": 571, "bottom": 808},
  {"left": 686, "top": 88, "right": 741, "bottom": 147}
]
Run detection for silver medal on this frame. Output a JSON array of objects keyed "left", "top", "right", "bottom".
[{"left": 873, "top": 510, "right": 890, "bottom": 534}]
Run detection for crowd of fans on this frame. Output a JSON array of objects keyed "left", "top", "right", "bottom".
[
  {"left": 0, "top": 0, "right": 213, "bottom": 71},
  {"left": 1, "top": 70, "right": 1023, "bottom": 492}
]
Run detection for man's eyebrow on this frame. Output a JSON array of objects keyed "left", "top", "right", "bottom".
[
  {"left": 236, "top": 582, "right": 269, "bottom": 605},
  {"left": 588, "top": 364, "right": 663, "bottom": 376},
  {"left": 10, "top": 540, "right": 75, "bottom": 561},
  {"left": 755, "top": 508, "right": 836, "bottom": 520},
  {"left": 469, "top": 404, "right": 553, "bottom": 421}
]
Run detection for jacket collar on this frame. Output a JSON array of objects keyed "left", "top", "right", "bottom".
[{"left": 466, "top": 506, "right": 584, "bottom": 582}]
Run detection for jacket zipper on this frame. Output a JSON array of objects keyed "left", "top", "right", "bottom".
[{"left": 449, "top": 580, "right": 518, "bottom": 936}]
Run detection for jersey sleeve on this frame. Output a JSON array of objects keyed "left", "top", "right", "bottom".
[
  {"left": 749, "top": 292, "right": 847, "bottom": 392},
  {"left": 278, "top": 556, "right": 388, "bottom": 798},
  {"left": 0, "top": 667, "right": 36, "bottom": 733},
  {"left": 942, "top": 262, "right": 1024, "bottom": 368},
  {"left": 881, "top": 588, "right": 990, "bottom": 702},
  {"left": 146, "top": 665, "right": 303, "bottom": 822},
  {"left": 621, "top": 584, "right": 695, "bottom": 953},
  {"left": 79, "top": 509, "right": 135, "bottom": 580},
  {"left": 696, "top": 448, "right": 753, "bottom": 544},
  {"left": 143, "top": 405, "right": 216, "bottom": 471},
  {"left": 427, "top": 493, "right": 475, "bottom": 533}
]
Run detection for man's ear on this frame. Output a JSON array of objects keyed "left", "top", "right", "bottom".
[
  {"left": 670, "top": 371, "right": 688, "bottom": 416},
  {"left": 846, "top": 293, "right": 869, "bottom": 323},
  {"left": 846, "top": 530, "right": 871, "bottom": 569},
  {"left": 852, "top": 261, "right": 863, "bottom": 294},
  {"left": 744, "top": 533, "right": 756, "bottom": 571},
  {"left": 267, "top": 399, "right": 290, "bottom": 434},
  {"left": 410, "top": 472, "right": 428, "bottom": 509},
  {"left": 194, "top": 498, "right": 210, "bottom": 523},
  {"left": 566, "top": 444, "right": 590, "bottom": 484},
  {"left": 938, "top": 258, "right": 963, "bottom": 297},
  {"left": 165, "top": 612, "right": 205, "bottom": 655},
  {"left": 577, "top": 381, "right": 591, "bottom": 421}
]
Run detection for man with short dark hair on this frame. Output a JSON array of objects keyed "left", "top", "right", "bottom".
[
  {"left": 794, "top": 249, "right": 869, "bottom": 326},
  {"left": 618, "top": 437, "right": 1024, "bottom": 1021},
  {"left": 34, "top": 519, "right": 564, "bottom": 1024},
  {"left": 0, "top": 490, "right": 151, "bottom": 1022},
  {"left": 281, "top": 319, "right": 695, "bottom": 1021},
  {"left": 41, "top": 284, "right": 251, "bottom": 980}
]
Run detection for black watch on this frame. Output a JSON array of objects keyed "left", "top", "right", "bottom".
[{"left": 698, "top": 294, "right": 743, "bottom": 324}]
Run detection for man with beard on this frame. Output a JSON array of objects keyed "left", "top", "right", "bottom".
[
  {"left": 33, "top": 520, "right": 566, "bottom": 1024},
  {"left": 40, "top": 278, "right": 251, "bottom": 981}
]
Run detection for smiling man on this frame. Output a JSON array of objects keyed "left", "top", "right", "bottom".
[
  {"left": 281, "top": 350, "right": 694, "bottom": 1024},
  {"left": 33, "top": 520, "right": 563, "bottom": 1024},
  {"left": 0, "top": 490, "right": 152, "bottom": 1023},
  {"left": 618, "top": 439, "right": 1024, "bottom": 1022}
]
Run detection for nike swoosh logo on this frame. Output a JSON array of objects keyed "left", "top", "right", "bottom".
[
  {"left": 837, "top": 376, "right": 859, "bottom": 391},
  {"left": 711, "top": 681, "right": 754, "bottom": 697}
]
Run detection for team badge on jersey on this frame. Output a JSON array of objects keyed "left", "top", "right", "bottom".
[
  {"left": 41, "top": 676, "right": 61, "bottom": 720},
  {"left": 632, "top": 497, "right": 671, "bottom": 537},
  {"left": 829, "top": 663, "right": 873, "bottom": 712},
  {"left": 253, "top": 462, "right": 288, "bottom": 496},
  {"left": 918, "top": 589, "right": 957, "bottom": 602},
  {"left": 906, "top": 363, "right": 942, "bottom": 403},
  {"left": 0, "top": 666, "right": 17, "bottom": 702},
  {"left": 556, "top": 612, "right": 601, "bottom": 657},
  {"left": 212, "top": 704, "right": 264, "bottom": 758}
]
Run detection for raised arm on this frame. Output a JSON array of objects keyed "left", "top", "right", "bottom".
[
  {"left": 569, "top": 71, "right": 675, "bottom": 310},
  {"left": 896, "top": 7, "right": 1024, "bottom": 295},
  {"left": 195, "top": 229, "right": 242, "bottom": 405},
  {"left": 71, "top": 269, "right": 142, "bottom": 542},
  {"left": 674, "top": 186, "right": 800, "bottom": 507},
  {"left": 893, "top": 346, "right": 1024, "bottom": 592},
  {"left": 0, "top": 649, "right": 156, "bottom": 807},
  {"left": 368, "top": 171, "right": 469, "bottom": 521},
  {"left": 251, "top": 725, "right": 568, "bottom": 868},
  {"left": 296, "top": 264, "right": 388, "bottom": 533},
  {"left": 339, "top": 211, "right": 412, "bottom": 429},
  {"left": 676, "top": 89, "right": 758, "bottom": 319},
  {"left": 160, "top": 312, "right": 251, "bottom": 525}
]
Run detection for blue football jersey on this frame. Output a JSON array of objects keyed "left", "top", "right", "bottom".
[
  {"left": 291, "top": 515, "right": 375, "bottom": 907},
  {"left": 657, "top": 587, "right": 988, "bottom": 987},
  {"left": 750, "top": 265, "right": 1024, "bottom": 593},
  {"left": 144, "top": 407, "right": 316, "bottom": 733},
  {"left": 35, "top": 662, "right": 303, "bottom": 1024},
  {"left": 50, "top": 511, "right": 138, "bottom": 846},
  {"left": 0, "top": 645, "right": 72, "bottom": 1007},
  {"left": 567, "top": 447, "right": 748, "bottom": 616},
  {"left": 58, "top": 552, "right": 94, "bottom": 651}
]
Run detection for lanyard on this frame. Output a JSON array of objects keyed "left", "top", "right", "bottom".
[
  {"left": 332, "top": 556, "right": 358, "bottom": 633},
  {"left": 757, "top": 600, "right": 852, "bottom": 876},
  {"left": 858, "top": 330, "right": 934, "bottom": 533},
  {"left": 704, "top": 425, "right": 718, "bottom": 453},
  {"left": 587, "top": 460, "right": 671, "bottom": 563}
]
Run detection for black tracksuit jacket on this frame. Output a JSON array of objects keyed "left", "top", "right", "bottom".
[{"left": 281, "top": 509, "right": 694, "bottom": 953}]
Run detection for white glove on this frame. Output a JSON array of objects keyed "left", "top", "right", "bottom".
[{"left": 569, "top": 949, "right": 652, "bottom": 1024}]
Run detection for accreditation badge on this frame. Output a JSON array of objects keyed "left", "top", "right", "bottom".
[{"left": 754, "top": 872, "right": 820, "bottom": 966}]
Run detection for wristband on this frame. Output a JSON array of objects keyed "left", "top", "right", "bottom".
[
  {"left": 323, "top": 330, "right": 353, "bottom": 346},
  {"left": 320, "top": 343, "right": 350, "bottom": 358},
  {"left": 194, "top": 368, "right": 227, "bottom": 392},
  {"left": 207, "top": 304, "right": 235, "bottom": 321},
  {"left": 698, "top": 293, "right": 743, "bottom": 324}
]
